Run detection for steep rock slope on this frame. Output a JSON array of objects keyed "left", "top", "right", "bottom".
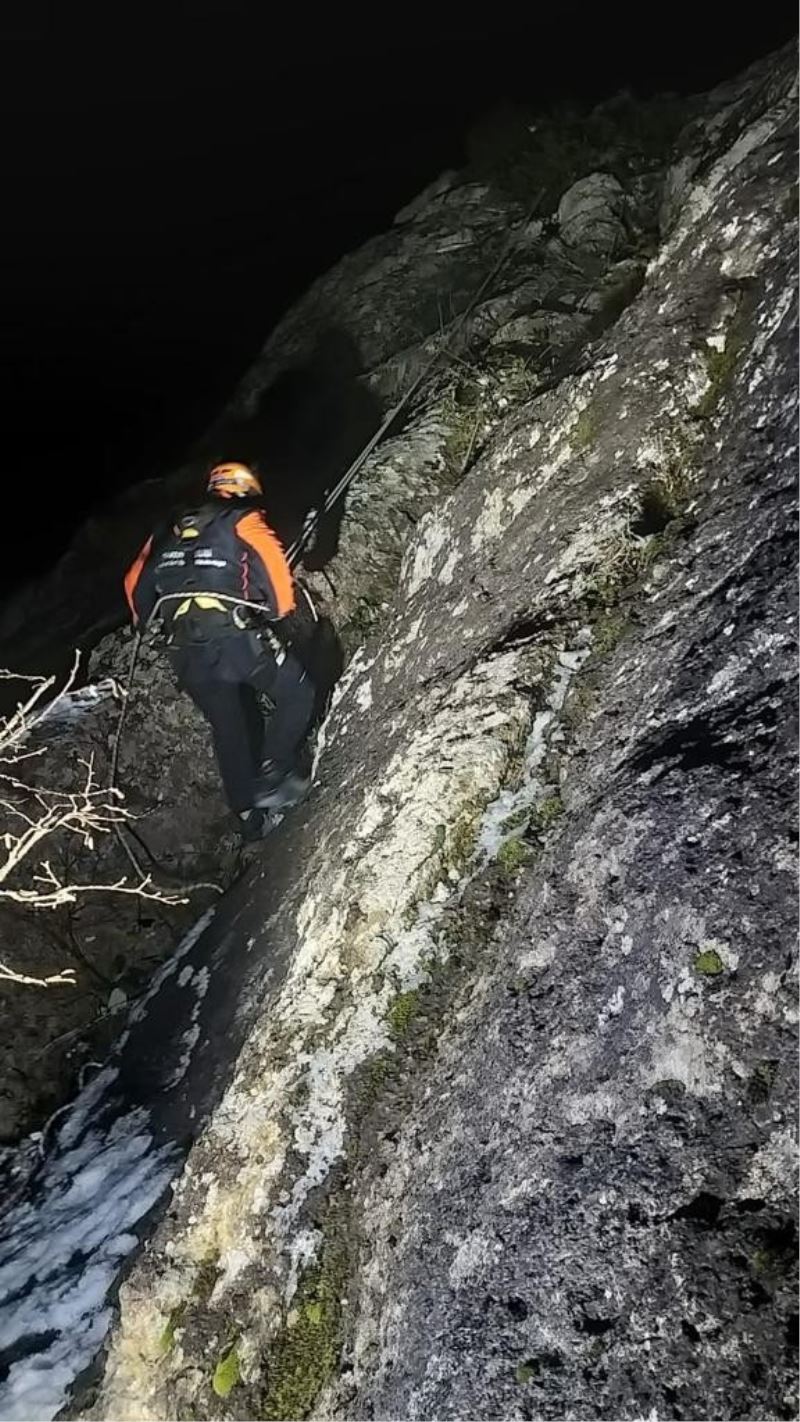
[
  {"left": 0, "top": 81, "right": 690, "bottom": 1135},
  {"left": 62, "top": 47, "right": 798, "bottom": 1422},
  {"left": 0, "top": 80, "right": 677, "bottom": 680}
]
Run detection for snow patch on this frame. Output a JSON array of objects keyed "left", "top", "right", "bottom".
[{"left": 0, "top": 1105, "right": 179, "bottom": 1421}]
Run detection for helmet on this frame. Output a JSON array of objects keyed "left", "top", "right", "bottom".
[{"left": 207, "top": 462, "right": 263, "bottom": 498}]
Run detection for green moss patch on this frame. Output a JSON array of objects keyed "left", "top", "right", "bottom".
[
  {"left": 448, "top": 811, "right": 480, "bottom": 870},
  {"left": 693, "top": 948, "right": 724, "bottom": 976},
  {"left": 262, "top": 1225, "right": 348, "bottom": 1420},
  {"left": 212, "top": 1345, "right": 241, "bottom": 1399},
  {"left": 157, "top": 1305, "right": 185, "bottom": 1357},
  {"left": 533, "top": 795, "right": 564, "bottom": 832},
  {"left": 386, "top": 989, "right": 420, "bottom": 1041},
  {"left": 572, "top": 406, "right": 597, "bottom": 452},
  {"left": 496, "top": 838, "right": 532, "bottom": 876}
]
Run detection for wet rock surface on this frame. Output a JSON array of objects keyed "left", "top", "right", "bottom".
[{"left": 0, "top": 46, "right": 796, "bottom": 1422}]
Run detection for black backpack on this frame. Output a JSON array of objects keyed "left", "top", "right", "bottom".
[{"left": 153, "top": 503, "right": 243, "bottom": 643}]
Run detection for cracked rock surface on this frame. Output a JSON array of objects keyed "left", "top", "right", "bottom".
[
  {"left": 0, "top": 62, "right": 696, "bottom": 1138},
  {"left": 80, "top": 47, "right": 797, "bottom": 1422},
  {"left": 0, "top": 45, "right": 795, "bottom": 1422}
]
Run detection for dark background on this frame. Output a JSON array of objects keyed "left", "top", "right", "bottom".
[{"left": 1, "top": 2, "right": 795, "bottom": 591}]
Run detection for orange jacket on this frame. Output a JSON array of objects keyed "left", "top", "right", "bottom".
[{"left": 124, "top": 501, "right": 295, "bottom": 627}]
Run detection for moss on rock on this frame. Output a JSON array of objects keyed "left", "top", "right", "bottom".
[
  {"left": 572, "top": 406, "right": 597, "bottom": 452},
  {"left": 386, "top": 989, "right": 420, "bottom": 1041},
  {"left": 693, "top": 948, "right": 724, "bottom": 976},
  {"left": 515, "top": 1360, "right": 537, "bottom": 1384},
  {"left": 448, "top": 811, "right": 481, "bottom": 870},
  {"left": 592, "top": 612, "right": 630, "bottom": 658},
  {"left": 496, "top": 838, "right": 532, "bottom": 876},
  {"left": 442, "top": 382, "right": 486, "bottom": 480},
  {"left": 533, "top": 795, "right": 564, "bottom": 832},
  {"left": 157, "top": 1306, "right": 184, "bottom": 1358},
  {"left": 212, "top": 1344, "right": 240, "bottom": 1399},
  {"left": 261, "top": 1222, "right": 348, "bottom": 1420}
]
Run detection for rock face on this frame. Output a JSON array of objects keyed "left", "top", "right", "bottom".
[
  {"left": 0, "top": 69, "right": 679, "bottom": 1137},
  {"left": 0, "top": 46, "right": 796, "bottom": 1422}
]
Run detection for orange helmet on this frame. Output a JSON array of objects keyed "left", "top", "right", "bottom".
[{"left": 207, "top": 462, "right": 263, "bottom": 498}]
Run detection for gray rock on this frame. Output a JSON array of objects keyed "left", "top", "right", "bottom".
[
  {"left": 557, "top": 171, "right": 628, "bottom": 254},
  {"left": 490, "top": 309, "right": 588, "bottom": 351},
  {"left": 0, "top": 46, "right": 796, "bottom": 1422},
  {"left": 75, "top": 43, "right": 794, "bottom": 1422}
]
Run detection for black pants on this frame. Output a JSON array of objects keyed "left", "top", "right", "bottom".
[{"left": 170, "top": 632, "right": 315, "bottom": 813}]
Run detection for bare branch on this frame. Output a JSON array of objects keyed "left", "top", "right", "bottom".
[
  {"left": 0, "top": 653, "right": 193, "bottom": 986},
  {"left": 0, "top": 961, "right": 77, "bottom": 988}
]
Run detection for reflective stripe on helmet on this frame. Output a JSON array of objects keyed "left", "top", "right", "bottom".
[{"left": 207, "top": 463, "right": 263, "bottom": 497}]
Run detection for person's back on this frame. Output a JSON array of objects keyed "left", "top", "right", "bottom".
[
  {"left": 125, "top": 467, "right": 295, "bottom": 635},
  {"left": 124, "top": 463, "right": 315, "bottom": 839}
]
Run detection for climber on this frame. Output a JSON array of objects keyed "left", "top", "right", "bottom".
[{"left": 123, "top": 462, "right": 316, "bottom": 840}]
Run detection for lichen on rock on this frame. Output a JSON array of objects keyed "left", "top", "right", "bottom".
[
  {"left": 0, "top": 44, "right": 796, "bottom": 1422},
  {"left": 85, "top": 48, "right": 796, "bottom": 1422}
]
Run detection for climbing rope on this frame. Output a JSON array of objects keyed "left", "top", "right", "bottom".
[{"left": 285, "top": 188, "right": 543, "bottom": 566}]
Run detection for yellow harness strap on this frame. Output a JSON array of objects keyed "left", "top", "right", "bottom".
[{"left": 173, "top": 595, "right": 228, "bottom": 618}]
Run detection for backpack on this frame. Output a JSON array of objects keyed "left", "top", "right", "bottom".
[{"left": 153, "top": 503, "right": 243, "bottom": 644}]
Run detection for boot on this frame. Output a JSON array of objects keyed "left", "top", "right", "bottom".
[
  {"left": 254, "top": 759, "right": 311, "bottom": 812},
  {"left": 237, "top": 807, "right": 274, "bottom": 842}
]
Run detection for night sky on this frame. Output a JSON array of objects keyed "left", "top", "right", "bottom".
[{"left": 2, "top": 2, "right": 795, "bottom": 591}]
